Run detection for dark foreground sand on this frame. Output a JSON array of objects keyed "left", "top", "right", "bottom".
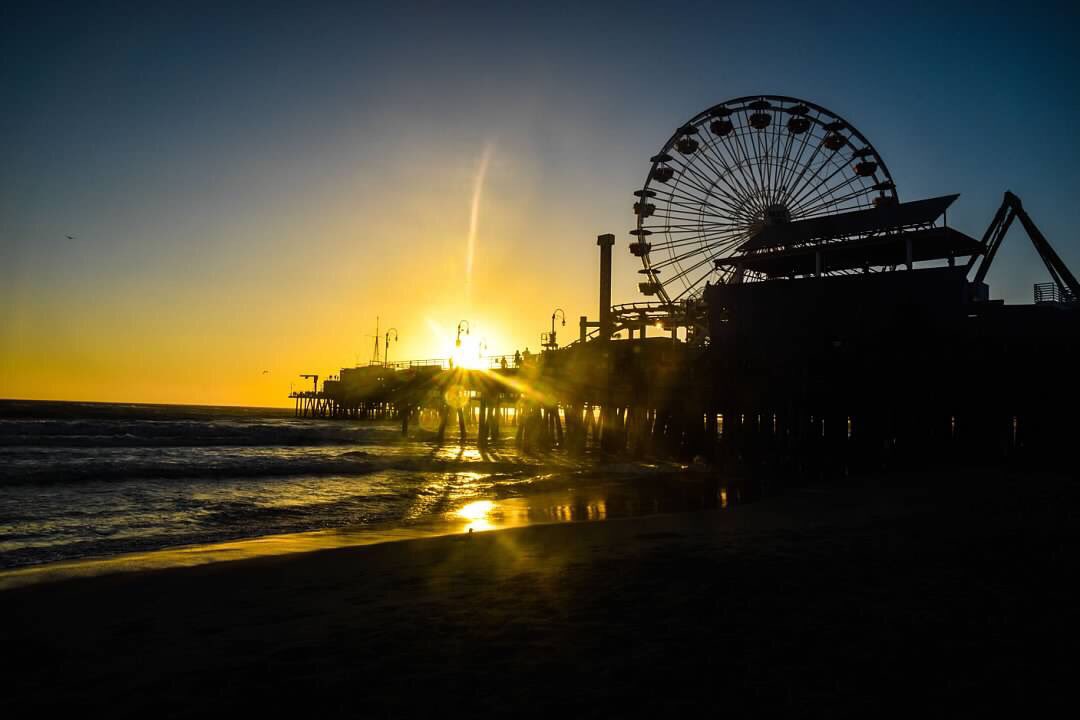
[{"left": 3, "top": 468, "right": 1078, "bottom": 715}]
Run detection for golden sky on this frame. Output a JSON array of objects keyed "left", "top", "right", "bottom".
[{"left": 1, "top": 135, "right": 642, "bottom": 407}]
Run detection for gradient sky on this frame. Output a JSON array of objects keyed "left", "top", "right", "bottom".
[{"left": 3, "top": 0, "right": 1079, "bottom": 406}]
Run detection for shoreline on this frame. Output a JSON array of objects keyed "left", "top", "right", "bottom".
[
  {"left": 0, "top": 465, "right": 732, "bottom": 587},
  {"left": 5, "top": 467, "right": 1077, "bottom": 713},
  {"left": 0, "top": 499, "right": 566, "bottom": 592}
]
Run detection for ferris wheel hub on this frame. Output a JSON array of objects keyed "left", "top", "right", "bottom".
[{"left": 763, "top": 204, "right": 792, "bottom": 226}]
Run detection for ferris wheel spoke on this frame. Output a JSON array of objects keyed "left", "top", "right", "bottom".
[
  {"left": 668, "top": 164, "right": 737, "bottom": 211},
  {"left": 716, "top": 130, "right": 769, "bottom": 217},
  {"left": 755, "top": 108, "right": 783, "bottom": 207},
  {"left": 740, "top": 108, "right": 770, "bottom": 204},
  {"left": 663, "top": 229, "right": 752, "bottom": 261},
  {"left": 791, "top": 169, "right": 865, "bottom": 211},
  {"left": 672, "top": 156, "right": 755, "bottom": 216},
  {"left": 663, "top": 251, "right": 722, "bottom": 289},
  {"left": 691, "top": 189, "right": 762, "bottom": 226},
  {"left": 655, "top": 216, "right": 745, "bottom": 229},
  {"left": 776, "top": 118, "right": 817, "bottom": 197},
  {"left": 650, "top": 207, "right": 756, "bottom": 230},
  {"left": 654, "top": 182, "right": 747, "bottom": 216},
  {"left": 727, "top": 124, "right": 770, "bottom": 215},
  {"left": 785, "top": 152, "right": 858, "bottom": 213},
  {"left": 783, "top": 149, "right": 847, "bottom": 212},
  {"left": 654, "top": 190, "right": 758, "bottom": 230},
  {"left": 767, "top": 123, "right": 794, "bottom": 207},
  {"left": 700, "top": 132, "right": 761, "bottom": 205},
  {"left": 712, "top": 131, "right": 773, "bottom": 217},
  {"left": 650, "top": 189, "right": 728, "bottom": 215},
  {"left": 690, "top": 141, "right": 761, "bottom": 215},
  {"left": 661, "top": 178, "right": 737, "bottom": 220},
  {"left": 648, "top": 212, "right": 744, "bottom": 227},
  {"left": 686, "top": 134, "right": 736, "bottom": 188},
  {"left": 648, "top": 211, "right": 760, "bottom": 236},
  {"left": 650, "top": 230, "right": 748, "bottom": 257},
  {"left": 653, "top": 229, "right": 750, "bottom": 256},
  {"left": 651, "top": 224, "right": 744, "bottom": 238},
  {"left": 671, "top": 263, "right": 725, "bottom": 301},
  {"left": 775, "top": 110, "right": 798, "bottom": 192},
  {"left": 650, "top": 237, "right": 743, "bottom": 272},
  {"left": 695, "top": 143, "right": 765, "bottom": 218},
  {"left": 790, "top": 178, "right": 873, "bottom": 218},
  {"left": 776, "top": 131, "right": 828, "bottom": 209},
  {"left": 792, "top": 189, "right": 861, "bottom": 223},
  {"left": 652, "top": 237, "right": 747, "bottom": 272},
  {"left": 775, "top": 124, "right": 801, "bottom": 206},
  {"left": 759, "top": 113, "right": 782, "bottom": 206}
]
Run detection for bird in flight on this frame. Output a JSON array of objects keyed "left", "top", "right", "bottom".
[
  {"left": 262, "top": 370, "right": 270, "bottom": 375},
  {"left": 66, "top": 235, "right": 75, "bottom": 240}
]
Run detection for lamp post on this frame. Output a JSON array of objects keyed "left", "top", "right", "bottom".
[
  {"left": 543, "top": 308, "right": 566, "bottom": 350},
  {"left": 455, "top": 320, "right": 470, "bottom": 347},
  {"left": 551, "top": 308, "right": 566, "bottom": 344},
  {"left": 384, "top": 328, "right": 398, "bottom": 367}
]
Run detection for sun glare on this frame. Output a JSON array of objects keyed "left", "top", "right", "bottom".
[
  {"left": 426, "top": 317, "right": 504, "bottom": 369},
  {"left": 457, "top": 500, "right": 494, "bottom": 521},
  {"left": 450, "top": 333, "right": 488, "bottom": 370}
]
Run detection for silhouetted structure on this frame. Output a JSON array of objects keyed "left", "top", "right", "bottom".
[{"left": 291, "top": 95, "right": 1079, "bottom": 471}]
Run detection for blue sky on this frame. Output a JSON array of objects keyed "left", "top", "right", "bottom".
[{"left": 2, "top": 0, "right": 1078, "bottom": 402}]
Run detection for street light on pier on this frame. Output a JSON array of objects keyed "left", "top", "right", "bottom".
[
  {"left": 455, "top": 320, "right": 470, "bottom": 347},
  {"left": 543, "top": 308, "right": 566, "bottom": 350}
]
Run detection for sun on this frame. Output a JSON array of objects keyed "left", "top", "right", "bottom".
[
  {"left": 450, "top": 333, "right": 487, "bottom": 370},
  {"left": 427, "top": 317, "right": 504, "bottom": 370}
]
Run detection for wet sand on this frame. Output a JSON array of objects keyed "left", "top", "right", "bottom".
[{"left": 3, "top": 468, "right": 1077, "bottom": 714}]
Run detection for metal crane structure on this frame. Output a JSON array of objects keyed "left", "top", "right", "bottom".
[{"left": 969, "top": 191, "right": 1079, "bottom": 305}]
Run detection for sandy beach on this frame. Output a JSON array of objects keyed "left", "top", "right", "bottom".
[{"left": 3, "top": 467, "right": 1077, "bottom": 715}]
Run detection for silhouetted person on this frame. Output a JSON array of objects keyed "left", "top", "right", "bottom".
[
  {"left": 514, "top": 350, "right": 522, "bottom": 367},
  {"left": 500, "top": 356, "right": 507, "bottom": 370}
]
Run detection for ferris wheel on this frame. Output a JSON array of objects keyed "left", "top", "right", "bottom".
[{"left": 630, "top": 95, "right": 898, "bottom": 304}]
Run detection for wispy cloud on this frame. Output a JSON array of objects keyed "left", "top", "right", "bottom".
[{"left": 465, "top": 142, "right": 495, "bottom": 304}]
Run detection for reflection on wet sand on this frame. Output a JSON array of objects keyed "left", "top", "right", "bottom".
[
  {"left": 0, "top": 471, "right": 756, "bottom": 590},
  {"left": 437, "top": 471, "right": 754, "bottom": 535}
]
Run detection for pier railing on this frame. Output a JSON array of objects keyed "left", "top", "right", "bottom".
[
  {"left": 382, "top": 358, "right": 448, "bottom": 370},
  {"left": 1034, "top": 282, "right": 1074, "bottom": 304},
  {"left": 351, "top": 357, "right": 530, "bottom": 371}
]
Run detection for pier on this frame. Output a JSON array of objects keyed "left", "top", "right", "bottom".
[{"left": 292, "top": 95, "right": 1080, "bottom": 472}]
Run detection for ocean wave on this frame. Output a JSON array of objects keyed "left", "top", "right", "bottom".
[
  {"left": 0, "top": 418, "right": 402, "bottom": 448},
  {"left": 0, "top": 450, "right": 548, "bottom": 486}
]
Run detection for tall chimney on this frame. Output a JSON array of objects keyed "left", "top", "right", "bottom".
[{"left": 597, "top": 233, "right": 615, "bottom": 340}]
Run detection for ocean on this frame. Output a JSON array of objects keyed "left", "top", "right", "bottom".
[{"left": 0, "top": 400, "right": 736, "bottom": 571}]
